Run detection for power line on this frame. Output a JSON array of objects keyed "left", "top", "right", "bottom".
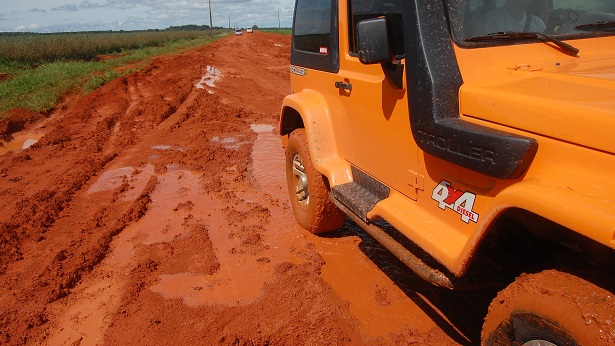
[{"left": 208, "top": 0, "right": 213, "bottom": 36}]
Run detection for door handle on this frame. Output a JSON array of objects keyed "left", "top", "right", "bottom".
[{"left": 335, "top": 81, "right": 352, "bottom": 91}]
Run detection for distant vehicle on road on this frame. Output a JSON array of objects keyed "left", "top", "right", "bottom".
[
  {"left": 234, "top": 28, "right": 242, "bottom": 36},
  {"left": 247, "top": 28, "right": 253, "bottom": 33}
]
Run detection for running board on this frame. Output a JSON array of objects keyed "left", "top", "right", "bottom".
[{"left": 330, "top": 167, "right": 389, "bottom": 221}]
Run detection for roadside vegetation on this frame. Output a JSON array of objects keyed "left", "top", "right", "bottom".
[
  {"left": 0, "top": 29, "right": 229, "bottom": 117},
  {"left": 261, "top": 28, "right": 292, "bottom": 35}
]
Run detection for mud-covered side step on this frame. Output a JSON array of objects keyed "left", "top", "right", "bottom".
[{"left": 330, "top": 167, "right": 390, "bottom": 221}]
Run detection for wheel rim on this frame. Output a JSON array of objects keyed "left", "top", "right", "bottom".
[
  {"left": 522, "top": 341, "right": 558, "bottom": 346},
  {"left": 291, "top": 152, "right": 309, "bottom": 209}
]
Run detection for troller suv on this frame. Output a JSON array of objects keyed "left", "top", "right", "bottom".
[{"left": 280, "top": 0, "right": 615, "bottom": 344}]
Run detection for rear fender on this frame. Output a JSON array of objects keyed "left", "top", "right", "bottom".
[{"left": 280, "top": 90, "right": 351, "bottom": 186}]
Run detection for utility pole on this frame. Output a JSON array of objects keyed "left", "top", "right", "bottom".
[
  {"left": 208, "top": 0, "right": 213, "bottom": 36},
  {"left": 278, "top": 8, "right": 281, "bottom": 29}
]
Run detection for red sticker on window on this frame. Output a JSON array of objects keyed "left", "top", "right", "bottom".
[{"left": 319, "top": 47, "right": 328, "bottom": 54}]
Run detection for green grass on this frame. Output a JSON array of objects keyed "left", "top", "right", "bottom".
[
  {"left": 0, "top": 30, "right": 230, "bottom": 118},
  {"left": 0, "top": 30, "right": 224, "bottom": 64},
  {"left": 260, "top": 28, "right": 292, "bottom": 35}
]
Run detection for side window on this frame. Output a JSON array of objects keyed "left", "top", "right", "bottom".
[
  {"left": 294, "top": 0, "right": 332, "bottom": 54},
  {"left": 291, "top": 0, "right": 339, "bottom": 73},
  {"left": 348, "top": 0, "right": 404, "bottom": 56}
]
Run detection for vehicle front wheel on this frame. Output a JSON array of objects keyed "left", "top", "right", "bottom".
[
  {"left": 482, "top": 270, "right": 615, "bottom": 346},
  {"left": 285, "top": 128, "right": 345, "bottom": 234}
]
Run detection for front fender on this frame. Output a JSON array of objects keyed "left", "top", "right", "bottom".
[
  {"left": 458, "top": 178, "right": 615, "bottom": 273},
  {"left": 280, "top": 90, "right": 351, "bottom": 186},
  {"left": 492, "top": 179, "right": 614, "bottom": 248}
]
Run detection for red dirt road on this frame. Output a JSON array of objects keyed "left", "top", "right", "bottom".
[{"left": 0, "top": 32, "right": 491, "bottom": 345}]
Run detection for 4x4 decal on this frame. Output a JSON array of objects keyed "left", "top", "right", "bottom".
[{"left": 432, "top": 180, "right": 479, "bottom": 224}]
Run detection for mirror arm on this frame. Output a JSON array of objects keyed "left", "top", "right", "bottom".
[{"left": 382, "top": 61, "right": 404, "bottom": 89}]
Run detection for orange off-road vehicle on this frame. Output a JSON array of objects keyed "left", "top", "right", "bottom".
[{"left": 280, "top": 0, "right": 615, "bottom": 344}]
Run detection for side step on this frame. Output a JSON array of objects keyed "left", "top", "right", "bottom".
[
  {"left": 329, "top": 167, "right": 486, "bottom": 290},
  {"left": 330, "top": 166, "right": 389, "bottom": 222}
]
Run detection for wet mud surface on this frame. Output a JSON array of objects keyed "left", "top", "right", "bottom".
[{"left": 0, "top": 32, "right": 495, "bottom": 345}]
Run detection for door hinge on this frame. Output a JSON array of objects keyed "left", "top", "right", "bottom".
[{"left": 408, "top": 170, "right": 424, "bottom": 191}]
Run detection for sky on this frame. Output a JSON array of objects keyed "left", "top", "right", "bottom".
[{"left": 0, "top": 0, "right": 295, "bottom": 33}]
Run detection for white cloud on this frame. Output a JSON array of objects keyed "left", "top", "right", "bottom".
[
  {"left": 52, "top": 4, "right": 80, "bottom": 11},
  {"left": 1, "top": 0, "right": 295, "bottom": 32},
  {"left": 15, "top": 23, "right": 41, "bottom": 32}
]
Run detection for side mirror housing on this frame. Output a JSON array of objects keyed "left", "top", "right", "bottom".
[{"left": 357, "top": 17, "right": 394, "bottom": 65}]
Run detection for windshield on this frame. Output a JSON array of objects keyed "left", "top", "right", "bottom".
[{"left": 445, "top": 0, "right": 615, "bottom": 45}]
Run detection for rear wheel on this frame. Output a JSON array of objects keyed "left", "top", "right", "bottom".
[
  {"left": 285, "top": 128, "right": 345, "bottom": 234},
  {"left": 482, "top": 270, "right": 615, "bottom": 346}
]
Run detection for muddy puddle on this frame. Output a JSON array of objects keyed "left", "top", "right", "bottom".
[
  {"left": 0, "top": 133, "right": 42, "bottom": 155},
  {"left": 250, "top": 124, "right": 286, "bottom": 197},
  {"left": 211, "top": 136, "right": 249, "bottom": 150},
  {"left": 195, "top": 66, "right": 223, "bottom": 94}
]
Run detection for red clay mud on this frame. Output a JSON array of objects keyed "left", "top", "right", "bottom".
[{"left": 1, "top": 32, "right": 481, "bottom": 345}]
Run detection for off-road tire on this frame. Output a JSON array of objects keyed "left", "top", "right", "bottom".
[
  {"left": 285, "top": 129, "right": 346, "bottom": 234},
  {"left": 482, "top": 270, "right": 615, "bottom": 346}
]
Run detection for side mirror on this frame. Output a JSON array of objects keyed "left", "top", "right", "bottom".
[{"left": 357, "top": 17, "right": 394, "bottom": 65}]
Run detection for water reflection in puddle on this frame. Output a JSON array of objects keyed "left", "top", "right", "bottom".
[
  {"left": 211, "top": 136, "right": 247, "bottom": 150},
  {"left": 152, "top": 144, "right": 188, "bottom": 152},
  {"left": 250, "top": 124, "right": 285, "bottom": 198},
  {"left": 250, "top": 124, "right": 274, "bottom": 133},
  {"left": 87, "top": 164, "right": 155, "bottom": 201},
  {"left": 23, "top": 138, "right": 38, "bottom": 149},
  {"left": 195, "top": 66, "right": 223, "bottom": 94},
  {"left": 0, "top": 133, "right": 42, "bottom": 155}
]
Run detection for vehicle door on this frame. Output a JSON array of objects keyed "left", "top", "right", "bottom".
[{"left": 337, "top": 0, "right": 419, "bottom": 200}]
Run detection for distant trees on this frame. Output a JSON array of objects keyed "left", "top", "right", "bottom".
[{"left": 167, "top": 24, "right": 225, "bottom": 31}]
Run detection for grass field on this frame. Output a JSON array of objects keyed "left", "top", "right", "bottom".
[
  {"left": 260, "top": 28, "right": 292, "bottom": 35},
  {"left": 0, "top": 30, "right": 230, "bottom": 118},
  {"left": 0, "top": 30, "right": 224, "bottom": 64}
]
